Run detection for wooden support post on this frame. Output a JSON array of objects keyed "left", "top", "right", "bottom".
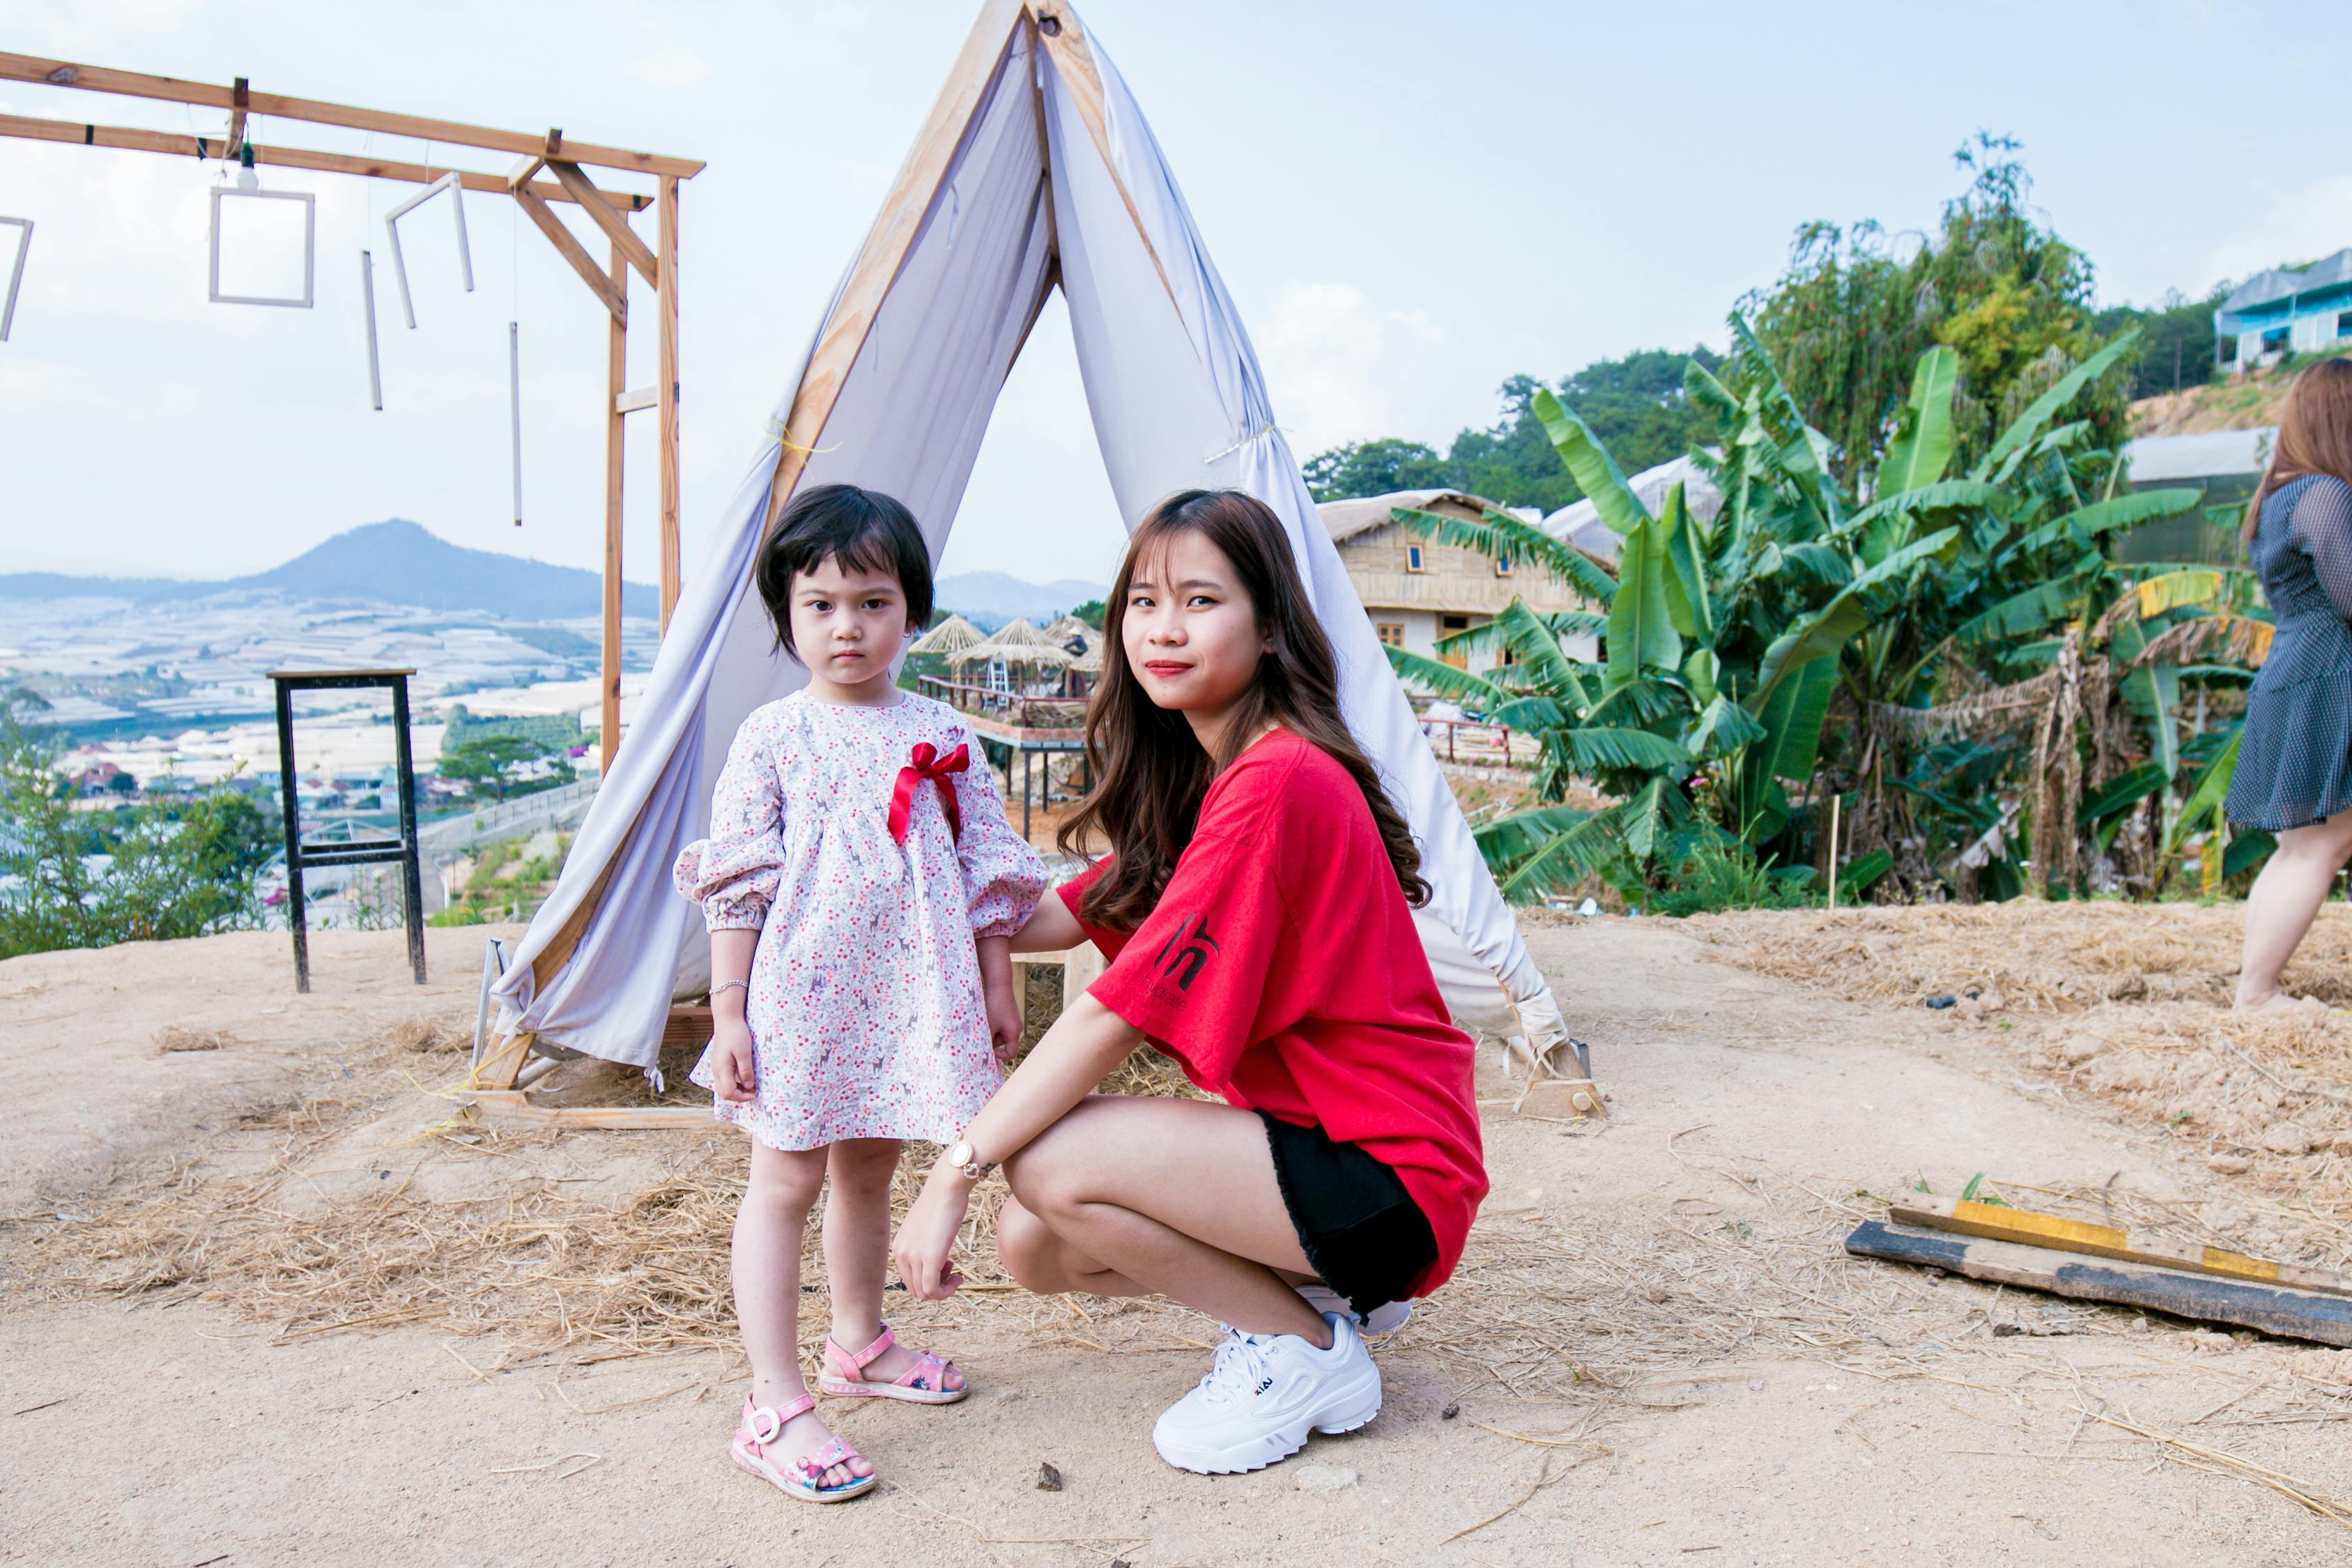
[
  {"left": 601, "top": 242, "right": 627, "bottom": 778},
  {"left": 657, "top": 175, "right": 682, "bottom": 630}
]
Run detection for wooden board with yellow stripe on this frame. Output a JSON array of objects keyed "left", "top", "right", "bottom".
[{"left": 1889, "top": 1193, "right": 2351, "bottom": 1302}]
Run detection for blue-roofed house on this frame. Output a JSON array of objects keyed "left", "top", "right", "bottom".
[{"left": 2217, "top": 249, "right": 2352, "bottom": 368}]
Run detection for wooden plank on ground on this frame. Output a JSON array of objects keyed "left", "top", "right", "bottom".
[
  {"left": 464, "top": 1091, "right": 712, "bottom": 1132},
  {"left": 1891, "top": 1192, "right": 2352, "bottom": 1301},
  {"left": 1845, "top": 1220, "right": 2352, "bottom": 1347}
]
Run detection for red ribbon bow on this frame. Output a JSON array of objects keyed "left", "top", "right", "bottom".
[{"left": 886, "top": 741, "right": 968, "bottom": 845}]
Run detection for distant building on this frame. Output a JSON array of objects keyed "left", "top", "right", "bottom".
[
  {"left": 2217, "top": 251, "right": 2352, "bottom": 368},
  {"left": 1318, "top": 489, "right": 1606, "bottom": 673}
]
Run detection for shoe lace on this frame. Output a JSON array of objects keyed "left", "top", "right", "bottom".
[{"left": 1196, "top": 1328, "right": 1277, "bottom": 1406}]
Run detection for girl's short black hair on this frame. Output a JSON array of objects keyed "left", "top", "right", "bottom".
[{"left": 754, "top": 483, "right": 934, "bottom": 661}]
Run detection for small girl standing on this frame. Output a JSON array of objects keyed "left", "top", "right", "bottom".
[{"left": 673, "top": 483, "right": 1045, "bottom": 1502}]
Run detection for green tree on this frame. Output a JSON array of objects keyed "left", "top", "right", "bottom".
[
  {"left": 1, "top": 698, "right": 278, "bottom": 958},
  {"left": 1300, "top": 438, "right": 1458, "bottom": 502},
  {"left": 1068, "top": 599, "right": 1107, "bottom": 631},
  {"left": 1750, "top": 134, "right": 2124, "bottom": 491},
  {"left": 2091, "top": 285, "right": 2227, "bottom": 399},
  {"left": 439, "top": 734, "right": 571, "bottom": 803}
]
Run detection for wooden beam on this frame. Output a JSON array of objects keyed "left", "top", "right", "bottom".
[
  {"left": 602, "top": 242, "right": 628, "bottom": 781},
  {"left": 1890, "top": 1192, "right": 2352, "bottom": 1301},
  {"left": 463, "top": 1090, "right": 714, "bottom": 1131},
  {"left": 225, "top": 75, "right": 247, "bottom": 155},
  {"left": 761, "top": 0, "right": 1027, "bottom": 535},
  {"left": 511, "top": 183, "right": 627, "bottom": 324},
  {"left": 0, "top": 111, "right": 650, "bottom": 209},
  {"left": 1847, "top": 1220, "right": 2352, "bottom": 1347},
  {"left": 544, "top": 160, "right": 658, "bottom": 287},
  {"left": 1027, "top": 2, "right": 1185, "bottom": 325},
  {"left": 0, "top": 52, "right": 705, "bottom": 178},
  {"left": 656, "top": 175, "right": 682, "bottom": 631}
]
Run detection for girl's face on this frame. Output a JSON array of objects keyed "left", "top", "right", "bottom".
[
  {"left": 791, "top": 555, "right": 910, "bottom": 701},
  {"left": 1121, "top": 529, "right": 1266, "bottom": 723}
]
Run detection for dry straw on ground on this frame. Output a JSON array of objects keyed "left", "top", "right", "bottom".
[{"left": 1692, "top": 902, "right": 2352, "bottom": 1273}]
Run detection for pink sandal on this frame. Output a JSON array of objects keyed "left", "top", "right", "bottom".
[
  {"left": 730, "top": 1394, "right": 878, "bottom": 1502},
  {"left": 818, "top": 1323, "right": 969, "bottom": 1404}
]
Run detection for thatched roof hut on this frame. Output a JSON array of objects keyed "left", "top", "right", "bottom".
[{"left": 907, "top": 613, "right": 985, "bottom": 656}]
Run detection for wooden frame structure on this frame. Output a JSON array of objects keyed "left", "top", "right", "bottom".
[{"left": 0, "top": 52, "right": 702, "bottom": 774}]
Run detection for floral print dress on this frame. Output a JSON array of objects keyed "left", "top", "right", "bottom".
[{"left": 672, "top": 690, "right": 1046, "bottom": 1151}]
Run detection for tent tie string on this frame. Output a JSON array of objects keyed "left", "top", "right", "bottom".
[
  {"left": 764, "top": 414, "right": 841, "bottom": 456},
  {"left": 1204, "top": 422, "right": 1289, "bottom": 465}
]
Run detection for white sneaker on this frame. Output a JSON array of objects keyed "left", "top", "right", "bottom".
[
  {"left": 1295, "top": 1284, "right": 1413, "bottom": 1338},
  {"left": 1151, "top": 1312, "right": 1383, "bottom": 1475}
]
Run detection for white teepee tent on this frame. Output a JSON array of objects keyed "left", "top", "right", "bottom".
[{"left": 482, "top": 0, "right": 1574, "bottom": 1100}]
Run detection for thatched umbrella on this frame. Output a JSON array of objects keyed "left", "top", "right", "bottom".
[{"left": 908, "top": 613, "right": 985, "bottom": 656}]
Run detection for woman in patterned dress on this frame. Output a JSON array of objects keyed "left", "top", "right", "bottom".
[{"left": 2228, "top": 361, "right": 2352, "bottom": 1008}]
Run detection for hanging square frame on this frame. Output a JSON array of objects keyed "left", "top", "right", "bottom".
[
  {"left": 0, "top": 217, "right": 29, "bottom": 341},
  {"left": 208, "top": 186, "right": 315, "bottom": 308}
]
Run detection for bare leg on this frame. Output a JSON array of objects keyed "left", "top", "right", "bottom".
[
  {"left": 998, "top": 1097, "right": 1332, "bottom": 1347},
  {"left": 736, "top": 1140, "right": 867, "bottom": 1488},
  {"left": 822, "top": 1138, "right": 962, "bottom": 1390},
  {"left": 2236, "top": 815, "right": 2352, "bottom": 1008}
]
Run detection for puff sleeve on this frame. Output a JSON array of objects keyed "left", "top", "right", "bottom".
[
  {"left": 949, "top": 728, "right": 1047, "bottom": 937},
  {"left": 672, "top": 716, "right": 787, "bottom": 932},
  {"left": 2289, "top": 475, "right": 2352, "bottom": 622}
]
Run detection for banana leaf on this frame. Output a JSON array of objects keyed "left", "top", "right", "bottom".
[
  {"left": 1997, "top": 489, "right": 2203, "bottom": 566},
  {"left": 1838, "top": 848, "right": 1894, "bottom": 897},
  {"left": 1605, "top": 516, "right": 1682, "bottom": 691},
  {"left": 1749, "top": 528, "right": 1959, "bottom": 709},
  {"left": 1728, "top": 313, "right": 1843, "bottom": 532},
  {"left": 1531, "top": 390, "right": 1650, "bottom": 537},
  {"left": 2224, "top": 831, "right": 2276, "bottom": 879},
  {"left": 1660, "top": 483, "right": 1716, "bottom": 643},
  {"left": 2078, "top": 760, "right": 2168, "bottom": 824},
  {"left": 1838, "top": 479, "right": 2004, "bottom": 540},
  {"left": 1975, "top": 330, "right": 2140, "bottom": 479},
  {"left": 1877, "top": 345, "right": 1960, "bottom": 494},
  {"left": 1493, "top": 598, "right": 1594, "bottom": 713},
  {"left": 1381, "top": 645, "right": 1510, "bottom": 707},
  {"left": 1565, "top": 727, "right": 1696, "bottom": 774},
  {"left": 1689, "top": 693, "right": 1767, "bottom": 756},
  {"left": 2162, "top": 727, "right": 2242, "bottom": 859},
  {"left": 1388, "top": 506, "right": 1619, "bottom": 605}
]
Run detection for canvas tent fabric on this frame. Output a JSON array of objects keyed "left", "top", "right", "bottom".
[{"left": 487, "top": 0, "right": 1569, "bottom": 1075}]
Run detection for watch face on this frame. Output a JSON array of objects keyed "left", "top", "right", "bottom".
[{"left": 948, "top": 1141, "right": 973, "bottom": 1167}]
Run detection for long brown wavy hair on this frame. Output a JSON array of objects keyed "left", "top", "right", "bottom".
[
  {"left": 2244, "top": 358, "right": 2352, "bottom": 544},
  {"left": 1059, "top": 489, "right": 1429, "bottom": 931}
]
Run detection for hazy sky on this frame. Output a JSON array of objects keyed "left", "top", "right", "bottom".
[{"left": 5, "top": 1, "right": 2349, "bottom": 592}]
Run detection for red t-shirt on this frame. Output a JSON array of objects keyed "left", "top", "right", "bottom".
[{"left": 1057, "top": 728, "right": 1486, "bottom": 1298}]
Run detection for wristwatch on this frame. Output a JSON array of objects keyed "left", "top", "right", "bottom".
[{"left": 944, "top": 1137, "right": 995, "bottom": 1181}]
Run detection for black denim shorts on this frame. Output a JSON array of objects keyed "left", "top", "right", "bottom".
[{"left": 1259, "top": 1110, "right": 1438, "bottom": 1317}]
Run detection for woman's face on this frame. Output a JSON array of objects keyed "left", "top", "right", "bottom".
[{"left": 1120, "top": 528, "right": 1266, "bottom": 718}]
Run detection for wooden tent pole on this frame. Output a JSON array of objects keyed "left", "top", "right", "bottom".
[
  {"left": 658, "top": 175, "right": 682, "bottom": 629},
  {"left": 602, "top": 243, "right": 628, "bottom": 777},
  {"left": 760, "top": 0, "right": 1026, "bottom": 535},
  {"left": 1027, "top": 2, "right": 1185, "bottom": 323}
]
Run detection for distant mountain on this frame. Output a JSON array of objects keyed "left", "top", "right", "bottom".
[
  {"left": 935, "top": 571, "right": 1105, "bottom": 631},
  {"left": 0, "top": 519, "right": 658, "bottom": 620}
]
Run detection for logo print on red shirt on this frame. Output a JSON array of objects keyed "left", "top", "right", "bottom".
[{"left": 1151, "top": 913, "right": 1220, "bottom": 992}]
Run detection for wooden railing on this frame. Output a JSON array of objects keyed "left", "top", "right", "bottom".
[
  {"left": 1422, "top": 716, "right": 1537, "bottom": 769},
  {"left": 918, "top": 676, "right": 1088, "bottom": 732}
]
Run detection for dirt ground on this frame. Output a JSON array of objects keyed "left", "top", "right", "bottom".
[{"left": 6, "top": 912, "right": 2352, "bottom": 1566}]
